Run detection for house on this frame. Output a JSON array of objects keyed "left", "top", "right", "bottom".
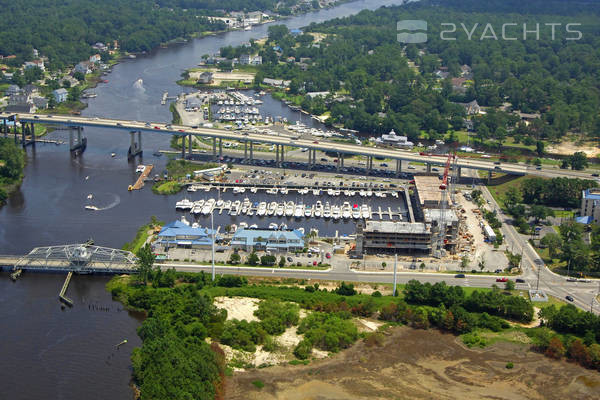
[
  {"left": 460, "top": 64, "right": 473, "bottom": 79},
  {"left": 451, "top": 77, "right": 468, "bottom": 92},
  {"left": 251, "top": 55, "right": 262, "bottom": 65},
  {"left": 23, "top": 84, "right": 39, "bottom": 97},
  {"left": 185, "top": 97, "right": 204, "bottom": 111},
  {"left": 24, "top": 60, "right": 45, "bottom": 71},
  {"left": 290, "top": 28, "right": 302, "bottom": 36},
  {"left": 375, "top": 129, "right": 414, "bottom": 148},
  {"left": 53, "top": 88, "right": 68, "bottom": 103},
  {"left": 4, "top": 104, "right": 35, "bottom": 113},
  {"left": 457, "top": 100, "right": 481, "bottom": 115},
  {"left": 59, "top": 76, "right": 79, "bottom": 87},
  {"left": 263, "top": 78, "right": 290, "bottom": 88},
  {"left": 434, "top": 69, "right": 449, "bottom": 79},
  {"left": 239, "top": 54, "right": 251, "bottom": 65},
  {"left": 8, "top": 93, "right": 30, "bottom": 106},
  {"left": 92, "top": 42, "right": 108, "bottom": 52},
  {"left": 231, "top": 228, "right": 304, "bottom": 252},
  {"left": 247, "top": 11, "right": 262, "bottom": 21},
  {"left": 197, "top": 71, "right": 214, "bottom": 84},
  {"left": 154, "top": 220, "right": 220, "bottom": 250},
  {"left": 74, "top": 61, "right": 92, "bottom": 75},
  {"left": 89, "top": 54, "right": 101, "bottom": 63},
  {"left": 286, "top": 56, "right": 296, "bottom": 63},
  {"left": 517, "top": 112, "right": 541, "bottom": 126},
  {"left": 6, "top": 85, "right": 21, "bottom": 96},
  {"left": 32, "top": 97, "right": 48, "bottom": 110}
]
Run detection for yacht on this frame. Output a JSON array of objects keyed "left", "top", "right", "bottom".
[
  {"left": 327, "top": 188, "right": 335, "bottom": 196},
  {"left": 257, "top": 202, "right": 267, "bottom": 217},
  {"left": 191, "top": 200, "right": 205, "bottom": 215},
  {"left": 341, "top": 202, "right": 352, "bottom": 219},
  {"left": 241, "top": 197, "right": 251, "bottom": 214},
  {"left": 204, "top": 186, "right": 211, "bottom": 192},
  {"left": 135, "top": 165, "right": 146, "bottom": 173},
  {"left": 216, "top": 199, "right": 224, "bottom": 208},
  {"left": 85, "top": 205, "right": 99, "bottom": 211},
  {"left": 323, "top": 202, "right": 331, "bottom": 219},
  {"left": 366, "top": 189, "right": 373, "bottom": 197},
  {"left": 223, "top": 200, "right": 232, "bottom": 210},
  {"left": 280, "top": 187, "right": 288, "bottom": 195},
  {"left": 361, "top": 204, "right": 371, "bottom": 219},
  {"left": 359, "top": 190, "right": 366, "bottom": 197},
  {"left": 285, "top": 201, "right": 294, "bottom": 217},
  {"left": 201, "top": 198, "right": 215, "bottom": 215},
  {"left": 250, "top": 187, "right": 258, "bottom": 193},
  {"left": 175, "top": 198, "right": 194, "bottom": 210},
  {"left": 249, "top": 224, "right": 258, "bottom": 229},
  {"left": 294, "top": 203, "right": 304, "bottom": 218},
  {"left": 312, "top": 188, "right": 320, "bottom": 196},
  {"left": 239, "top": 222, "right": 248, "bottom": 229},
  {"left": 304, "top": 205, "right": 312, "bottom": 217},
  {"left": 267, "top": 202, "right": 277, "bottom": 216},
  {"left": 352, "top": 205, "right": 361, "bottom": 219},
  {"left": 331, "top": 205, "right": 341, "bottom": 220},
  {"left": 180, "top": 215, "right": 190, "bottom": 225},
  {"left": 314, "top": 201, "right": 323, "bottom": 218},
  {"left": 187, "top": 185, "right": 197, "bottom": 193},
  {"left": 276, "top": 203, "right": 285, "bottom": 217},
  {"left": 269, "top": 222, "right": 279, "bottom": 230},
  {"left": 334, "top": 190, "right": 341, "bottom": 196},
  {"left": 230, "top": 200, "right": 241, "bottom": 216}
]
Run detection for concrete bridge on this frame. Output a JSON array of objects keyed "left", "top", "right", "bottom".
[{"left": 1, "top": 112, "right": 590, "bottom": 181}]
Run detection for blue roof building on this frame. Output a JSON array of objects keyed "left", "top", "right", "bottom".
[
  {"left": 155, "top": 220, "right": 220, "bottom": 249},
  {"left": 231, "top": 228, "right": 304, "bottom": 252},
  {"left": 581, "top": 188, "right": 600, "bottom": 224}
]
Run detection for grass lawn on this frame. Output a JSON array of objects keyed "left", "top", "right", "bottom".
[{"left": 486, "top": 175, "right": 532, "bottom": 209}]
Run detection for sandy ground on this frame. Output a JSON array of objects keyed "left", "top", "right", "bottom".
[
  {"left": 189, "top": 69, "right": 255, "bottom": 86},
  {"left": 214, "top": 296, "right": 260, "bottom": 322},
  {"left": 225, "top": 326, "right": 600, "bottom": 400},
  {"left": 547, "top": 140, "right": 600, "bottom": 157}
]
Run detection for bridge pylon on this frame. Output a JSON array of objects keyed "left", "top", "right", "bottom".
[
  {"left": 69, "top": 126, "right": 87, "bottom": 154},
  {"left": 128, "top": 130, "right": 142, "bottom": 159}
]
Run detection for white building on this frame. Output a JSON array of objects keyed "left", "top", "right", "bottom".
[
  {"left": 580, "top": 188, "right": 600, "bottom": 224},
  {"left": 375, "top": 129, "right": 414, "bottom": 148}
]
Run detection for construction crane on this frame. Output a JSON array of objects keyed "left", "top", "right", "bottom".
[{"left": 434, "top": 153, "right": 455, "bottom": 258}]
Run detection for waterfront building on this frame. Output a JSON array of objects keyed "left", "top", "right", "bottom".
[
  {"left": 53, "top": 88, "right": 68, "bottom": 103},
  {"left": 374, "top": 129, "right": 414, "bottom": 148},
  {"left": 355, "top": 220, "right": 432, "bottom": 255},
  {"left": 231, "top": 228, "right": 304, "bottom": 253},
  {"left": 154, "top": 220, "right": 220, "bottom": 250}
]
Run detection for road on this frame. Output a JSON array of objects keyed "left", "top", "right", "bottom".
[{"left": 10, "top": 112, "right": 599, "bottom": 179}]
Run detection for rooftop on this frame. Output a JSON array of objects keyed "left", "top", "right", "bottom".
[
  {"left": 365, "top": 220, "right": 430, "bottom": 235},
  {"left": 583, "top": 188, "right": 600, "bottom": 200},
  {"left": 232, "top": 228, "right": 304, "bottom": 246},
  {"left": 423, "top": 208, "right": 459, "bottom": 225},
  {"left": 414, "top": 175, "right": 451, "bottom": 207}
]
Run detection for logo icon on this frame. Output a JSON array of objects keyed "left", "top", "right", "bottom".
[{"left": 397, "top": 20, "right": 427, "bottom": 44}]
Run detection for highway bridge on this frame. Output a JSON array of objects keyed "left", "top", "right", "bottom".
[{"left": 1, "top": 112, "right": 593, "bottom": 180}]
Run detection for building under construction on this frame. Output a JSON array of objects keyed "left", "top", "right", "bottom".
[{"left": 354, "top": 169, "right": 461, "bottom": 257}]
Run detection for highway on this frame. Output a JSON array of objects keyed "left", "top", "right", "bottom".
[{"left": 8, "top": 112, "right": 597, "bottom": 179}]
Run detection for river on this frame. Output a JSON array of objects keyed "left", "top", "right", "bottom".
[{"left": 0, "top": 1, "right": 405, "bottom": 399}]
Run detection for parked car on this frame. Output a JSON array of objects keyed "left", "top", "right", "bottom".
[
  {"left": 566, "top": 277, "right": 578, "bottom": 282},
  {"left": 287, "top": 256, "right": 293, "bottom": 262},
  {"left": 325, "top": 252, "right": 331, "bottom": 259}
]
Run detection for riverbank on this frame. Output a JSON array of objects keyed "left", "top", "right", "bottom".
[{"left": 0, "top": 138, "right": 25, "bottom": 206}]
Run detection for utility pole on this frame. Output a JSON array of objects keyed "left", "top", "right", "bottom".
[
  {"left": 211, "top": 208, "right": 215, "bottom": 281},
  {"left": 536, "top": 260, "right": 541, "bottom": 291},
  {"left": 393, "top": 254, "right": 398, "bottom": 297}
]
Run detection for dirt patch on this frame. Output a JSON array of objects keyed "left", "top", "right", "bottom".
[
  {"left": 225, "top": 326, "right": 600, "bottom": 400},
  {"left": 214, "top": 296, "right": 260, "bottom": 322},
  {"left": 547, "top": 140, "right": 600, "bottom": 157}
]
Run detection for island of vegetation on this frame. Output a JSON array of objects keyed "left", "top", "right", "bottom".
[
  {"left": 0, "top": 138, "right": 25, "bottom": 206},
  {"left": 108, "top": 244, "right": 600, "bottom": 399}
]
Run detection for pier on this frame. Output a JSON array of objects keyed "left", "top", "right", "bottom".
[
  {"left": 129, "top": 164, "right": 153, "bottom": 190},
  {"left": 59, "top": 271, "right": 74, "bottom": 306}
]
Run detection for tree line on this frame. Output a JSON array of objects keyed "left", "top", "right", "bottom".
[{"left": 0, "top": 138, "right": 26, "bottom": 205}]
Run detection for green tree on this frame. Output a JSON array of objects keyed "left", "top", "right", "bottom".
[
  {"left": 229, "top": 252, "right": 241, "bottom": 264},
  {"left": 278, "top": 256, "right": 286, "bottom": 268},
  {"left": 569, "top": 151, "right": 588, "bottom": 170},
  {"left": 135, "top": 244, "right": 155, "bottom": 285},
  {"left": 540, "top": 233, "right": 562, "bottom": 259},
  {"left": 528, "top": 205, "right": 554, "bottom": 224},
  {"left": 505, "top": 280, "right": 515, "bottom": 291},
  {"left": 247, "top": 252, "right": 259, "bottom": 266}
]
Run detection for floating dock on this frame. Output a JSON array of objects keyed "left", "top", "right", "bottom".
[
  {"left": 129, "top": 165, "right": 153, "bottom": 190},
  {"left": 59, "top": 271, "right": 73, "bottom": 306}
]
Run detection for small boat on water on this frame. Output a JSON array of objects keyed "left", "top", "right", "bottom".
[
  {"left": 269, "top": 222, "right": 279, "bottom": 230},
  {"left": 361, "top": 204, "right": 371, "bottom": 219},
  {"left": 323, "top": 202, "right": 331, "bottom": 219},
  {"left": 304, "top": 205, "right": 312, "bottom": 217},
  {"left": 314, "top": 201, "right": 323, "bottom": 218},
  {"left": 285, "top": 201, "right": 294, "bottom": 217},
  {"left": 341, "top": 202, "right": 352, "bottom": 219},
  {"left": 276, "top": 203, "right": 285, "bottom": 217},
  {"left": 176, "top": 198, "right": 194, "bottom": 210},
  {"left": 294, "top": 203, "right": 304, "bottom": 218},
  {"left": 332, "top": 205, "right": 341, "bottom": 220},
  {"left": 85, "top": 205, "right": 99, "bottom": 211}
]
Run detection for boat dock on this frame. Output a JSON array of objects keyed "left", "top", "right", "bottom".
[
  {"left": 129, "top": 165, "right": 153, "bottom": 190},
  {"left": 161, "top": 92, "right": 176, "bottom": 105},
  {"left": 59, "top": 271, "right": 73, "bottom": 306}
]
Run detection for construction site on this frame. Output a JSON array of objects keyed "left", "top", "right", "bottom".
[{"left": 354, "top": 154, "right": 479, "bottom": 262}]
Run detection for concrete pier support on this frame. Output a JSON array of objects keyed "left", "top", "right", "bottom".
[
  {"left": 70, "top": 126, "right": 86, "bottom": 154},
  {"left": 487, "top": 170, "right": 492, "bottom": 184},
  {"left": 218, "top": 138, "right": 223, "bottom": 159},
  {"left": 280, "top": 145, "right": 284, "bottom": 164},
  {"left": 188, "top": 134, "right": 192, "bottom": 157},
  {"left": 212, "top": 137, "right": 217, "bottom": 160},
  {"left": 336, "top": 153, "right": 341, "bottom": 171},
  {"left": 128, "top": 131, "right": 143, "bottom": 159},
  {"left": 181, "top": 135, "right": 186, "bottom": 159},
  {"left": 308, "top": 148, "right": 312, "bottom": 166},
  {"left": 244, "top": 140, "right": 248, "bottom": 160},
  {"left": 395, "top": 159, "right": 402, "bottom": 176},
  {"left": 250, "top": 141, "right": 253, "bottom": 160},
  {"left": 341, "top": 156, "right": 344, "bottom": 168},
  {"left": 426, "top": 163, "right": 431, "bottom": 173},
  {"left": 367, "top": 156, "right": 373, "bottom": 173},
  {"left": 276, "top": 144, "right": 280, "bottom": 165},
  {"left": 457, "top": 166, "right": 462, "bottom": 180}
]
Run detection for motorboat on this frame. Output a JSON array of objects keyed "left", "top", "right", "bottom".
[
  {"left": 136, "top": 165, "right": 146, "bottom": 173},
  {"left": 187, "top": 185, "right": 197, "bottom": 193},
  {"left": 280, "top": 187, "right": 288, "bottom": 195},
  {"left": 191, "top": 200, "right": 205, "bottom": 215},
  {"left": 230, "top": 200, "right": 241, "bottom": 216},
  {"left": 239, "top": 222, "right": 248, "bottom": 229},
  {"left": 294, "top": 203, "right": 304, "bottom": 218},
  {"left": 323, "top": 202, "right": 331, "bottom": 219},
  {"left": 314, "top": 201, "right": 323, "bottom": 218},
  {"left": 201, "top": 198, "right": 215, "bottom": 215},
  {"left": 327, "top": 188, "right": 335, "bottom": 196},
  {"left": 304, "top": 205, "right": 312, "bottom": 217},
  {"left": 341, "top": 202, "right": 352, "bottom": 219},
  {"left": 180, "top": 215, "right": 190, "bottom": 225},
  {"left": 285, "top": 201, "right": 294, "bottom": 217},
  {"left": 331, "top": 205, "right": 341, "bottom": 220},
  {"left": 216, "top": 199, "right": 224, "bottom": 207},
  {"left": 249, "top": 224, "right": 258, "bottom": 229},
  {"left": 352, "top": 205, "right": 361, "bottom": 219},
  {"left": 276, "top": 203, "right": 285, "bottom": 217},
  {"left": 361, "top": 204, "right": 371, "bottom": 219},
  {"left": 241, "top": 197, "right": 251, "bottom": 214},
  {"left": 269, "top": 222, "right": 279, "bottom": 230},
  {"left": 312, "top": 188, "right": 320, "bottom": 196},
  {"left": 250, "top": 187, "right": 258, "bottom": 193},
  {"left": 257, "top": 202, "right": 267, "bottom": 216},
  {"left": 85, "top": 205, "right": 99, "bottom": 211},
  {"left": 175, "top": 198, "right": 194, "bottom": 210},
  {"left": 267, "top": 202, "right": 277, "bottom": 216},
  {"left": 223, "top": 200, "right": 232, "bottom": 210}
]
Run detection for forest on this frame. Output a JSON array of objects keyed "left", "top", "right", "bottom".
[
  {"left": 0, "top": 0, "right": 317, "bottom": 70},
  {"left": 0, "top": 138, "right": 25, "bottom": 205},
  {"left": 248, "top": 0, "right": 600, "bottom": 142}
]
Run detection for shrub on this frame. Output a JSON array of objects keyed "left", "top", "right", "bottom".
[
  {"left": 371, "top": 291, "right": 382, "bottom": 297},
  {"left": 364, "top": 331, "right": 385, "bottom": 347},
  {"left": 506, "top": 362, "right": 514, "bottom": 369},
  {"left": 254, "top": 299, "right": 300, "bottom": 335},
  {"left": 294, "top": 339, "right": 312, "bottom": 359},
  {"left": 251, "top": 380, "right": 264, "bottom": 389},
  {"left": 335, "top": 282, "right": 357, "bottom": 296},
  {"left": 217, "top": 275, "right": 247, "bottom": 288}
]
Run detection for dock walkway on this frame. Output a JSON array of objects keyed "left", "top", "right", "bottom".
[{"left": 130, "top": 165, "right": 153, "bottom": 190}]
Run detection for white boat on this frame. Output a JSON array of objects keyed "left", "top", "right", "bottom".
[
  {"left": 323, "top": 202, "right": 331, "bottom": 219},
  {"left": 135, "top": 165, "right": 146, "bottom": 173},
  {"left": 230, "top": 200, "right": 241, "bottom": 216},
  {"left": 180, "top": 215, "right": 190, "bottom": 226},
  {"left": 244, "top": 25, "right": 252, "bottom": 31},
  {"left": 175, "top": 198, "right": 194, "bottom": 210},
  {"left": 276, "top": 203, "right": 285, "bottom": 217},
  {"left": 85, "top": 205, "right": 99, "bottom": 211},
  {"left": 241, "top": 197, "right": 251, "bottom": 214},
  {"left": 331, "top": 205, "right": 341, "bottom": 220},
  {"left": 239, "top": 222, "right": 248, "bottom": 229},
  {"left": 327, "top": 188, "right": 334, "bottom": 196},
  {"left": 250, "top": 187, "right": 258, "bottom": 193},
  {"left": 267, "top": 202, "right": 277, "bottom": 216},
  {"left": 304, "top": 205, "right": 312, "bottom": 217},
  {"left": 366, "top": 189, "right": 373, "bottom": 197},
  {"left": 361, "top": 204, "right": 371, "bottom": 219},
  {"left": 257, "top": 202, "right": 267, "bottom": 216},
  {"left": 334, "top": 190, "right": 341, "bottom": 196},
  {"left": 201, "top": 198, "right": 215, "bottom": 215},
  {"left": 341, "top": 202, "right": 352, "bottom": 219},
  {"left": 187, "top": 185, "right": 197, "bottom": 192},
  {"left": 223, "top": 200, "right": 232, "bottom": 210},
  {"left": 285, "top": 201, "right": 294, "bottom": 217},
  {"left": 280, "top": 188, "right": 288, "bottom": 195},
  {"left": 216, "top": 199, "right": 224, "bottom": 207},
  {"left": 249, "top": 223, "right": 258, "bottom": 229},
  {"left": 314, "top": 201, "right": 323, "bottom": 218},
  {"left": 269, "top": 222, "right": 279, "bottom": 230},
  {"left": 294, "top": 204, "right": 304, "bottom": 218},
  {"left": 204, "top": 186, "right": 211, "bottom": 192},
  {"left": 352, "top": 205, "right": 361, "bottom": 219},
  {"left": 359, "top": 190, "right": 366, "bottom": 197},
  {"left": 312, "top": 189, "right": 320, "bottom": 196},
  {"left": 191, "top": 200, "right": 205, "bottom": 215}
]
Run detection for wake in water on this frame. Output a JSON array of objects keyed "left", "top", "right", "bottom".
[
  {"left": 85, "top": 193, "right": 121, "bottom": 211},
  {"left": 133, "top": 78, "right": 145, "bottom": 92}
]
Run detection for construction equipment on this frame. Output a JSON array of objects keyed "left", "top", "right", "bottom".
[{"left": 434, "top": 153, "right": 456, "bottom": 258}]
